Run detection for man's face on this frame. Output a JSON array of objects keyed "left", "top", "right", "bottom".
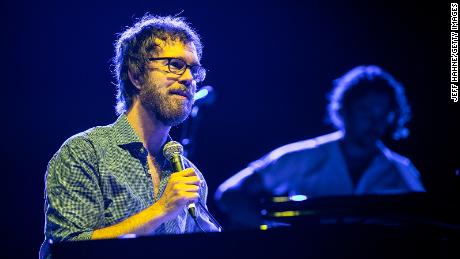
[
  {"left": 139, "top": 39, "right": 199, "bottom": 126},
  {"left": 342, "top": 91, "right": 395, "bottom": 148}
]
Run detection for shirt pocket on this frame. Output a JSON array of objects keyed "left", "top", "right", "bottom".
[{"left": 100, "top": 173, "right": 150, "bottom": 226}]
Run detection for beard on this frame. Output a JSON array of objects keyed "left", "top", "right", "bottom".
[{"left": 138, "top": 78, "right": 194, "bottom": 126}]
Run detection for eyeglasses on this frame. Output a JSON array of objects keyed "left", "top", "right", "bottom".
[{"left": 146, "top": 57, "right": 206, "bottom": 82}]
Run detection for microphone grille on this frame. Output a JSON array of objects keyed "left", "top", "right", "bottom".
[{"left": 163, "top": 141, "right": 184, "bottom": 161}]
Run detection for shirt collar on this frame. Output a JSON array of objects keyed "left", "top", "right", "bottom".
[
  {"left": 111, "top": 114, "right": 144, "bottom": 149},
  {"left": 111, "top": 114, "right": 173, "bottom": 166}
]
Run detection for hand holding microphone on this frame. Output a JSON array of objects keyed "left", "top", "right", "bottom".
[{"left": 162, "top": 141, "right": 198, "bottom": 219}]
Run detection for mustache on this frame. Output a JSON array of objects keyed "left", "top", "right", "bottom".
[{"left": 168, "top": 86, "right": 194, "bottom": 100}]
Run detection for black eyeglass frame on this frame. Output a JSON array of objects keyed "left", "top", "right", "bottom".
[{"left": 146, "top": 57, "right": 206, "bottom": 82}]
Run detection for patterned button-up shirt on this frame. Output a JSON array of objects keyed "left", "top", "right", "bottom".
[{"left": 40, "top": 115, "right": 219, "bottom": 259}]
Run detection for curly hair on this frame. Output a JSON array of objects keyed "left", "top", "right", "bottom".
[
  {"left": 327, "top": 65, "right": 411, "bottom": 140},
  {"left": 112, "top": 14, "right": 203, "bottom": 115}
]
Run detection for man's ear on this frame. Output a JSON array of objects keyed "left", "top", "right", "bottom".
[{"left": 128, "top": 69, "right": 143, "bottom": 90}]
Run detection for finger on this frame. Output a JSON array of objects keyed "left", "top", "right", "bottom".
[
  {"left": 175, "top": 183, "right": 200, "bottom": 193},
  {"left": 181, "top": 176, "right": 201, "bottom": 185},
  {"left": 170, "top": 168, "right": 196, "bottom": 180},
  {"left": 179, "top": 168, "right": 196, "bottom": 177},
  {"left": 170, "top": 175, "right": 200, "bottom": 185},
  {"left": 183, "top": 185, "right": 199, "bottom": 193}
]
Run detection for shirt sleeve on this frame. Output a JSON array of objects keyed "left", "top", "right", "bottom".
[
  {"left": 251, "top": 150, "right": 309, "bottom": 195},
  {"left": 398, "top": 160, "right": 426, "bottom": 192},
  {"left": 44, "top": 135, "right": 104, "bottom": 243},
  {"left": 194, "top": 182, "right": 222, "bottom": 233},
  {"left": 183, "top": 159, "right": 221, "bottom": 232},
  {"left": 214, "top": 148, "right": 300, "bottom": 202}
]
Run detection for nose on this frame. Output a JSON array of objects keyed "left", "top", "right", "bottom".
[{"left": 178, "top": 67, "right": 194, "bottom": 87}]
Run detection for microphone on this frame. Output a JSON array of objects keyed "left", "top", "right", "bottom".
[{"left": 163, "top": 140, "right": 197, "bottom": 219}]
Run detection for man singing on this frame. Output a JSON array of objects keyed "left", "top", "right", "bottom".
[{"left": 40, "top": 15, "right": 220, "bottom": 259}]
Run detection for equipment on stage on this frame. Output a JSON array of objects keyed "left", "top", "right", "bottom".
[
  {"left": 51, "top": 193, "right": 460, "bottom": 259},
  {"left": 259, "top": 193, "right": 460, "bottom": 230}
]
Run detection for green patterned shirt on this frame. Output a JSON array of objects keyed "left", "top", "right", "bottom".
[{"left": 40, "top": 115, "right": 218, "bottom": 258}]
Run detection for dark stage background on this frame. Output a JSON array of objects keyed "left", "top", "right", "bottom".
[{"left": 1, "top": 1, "right": 458, "bottom": 258}]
